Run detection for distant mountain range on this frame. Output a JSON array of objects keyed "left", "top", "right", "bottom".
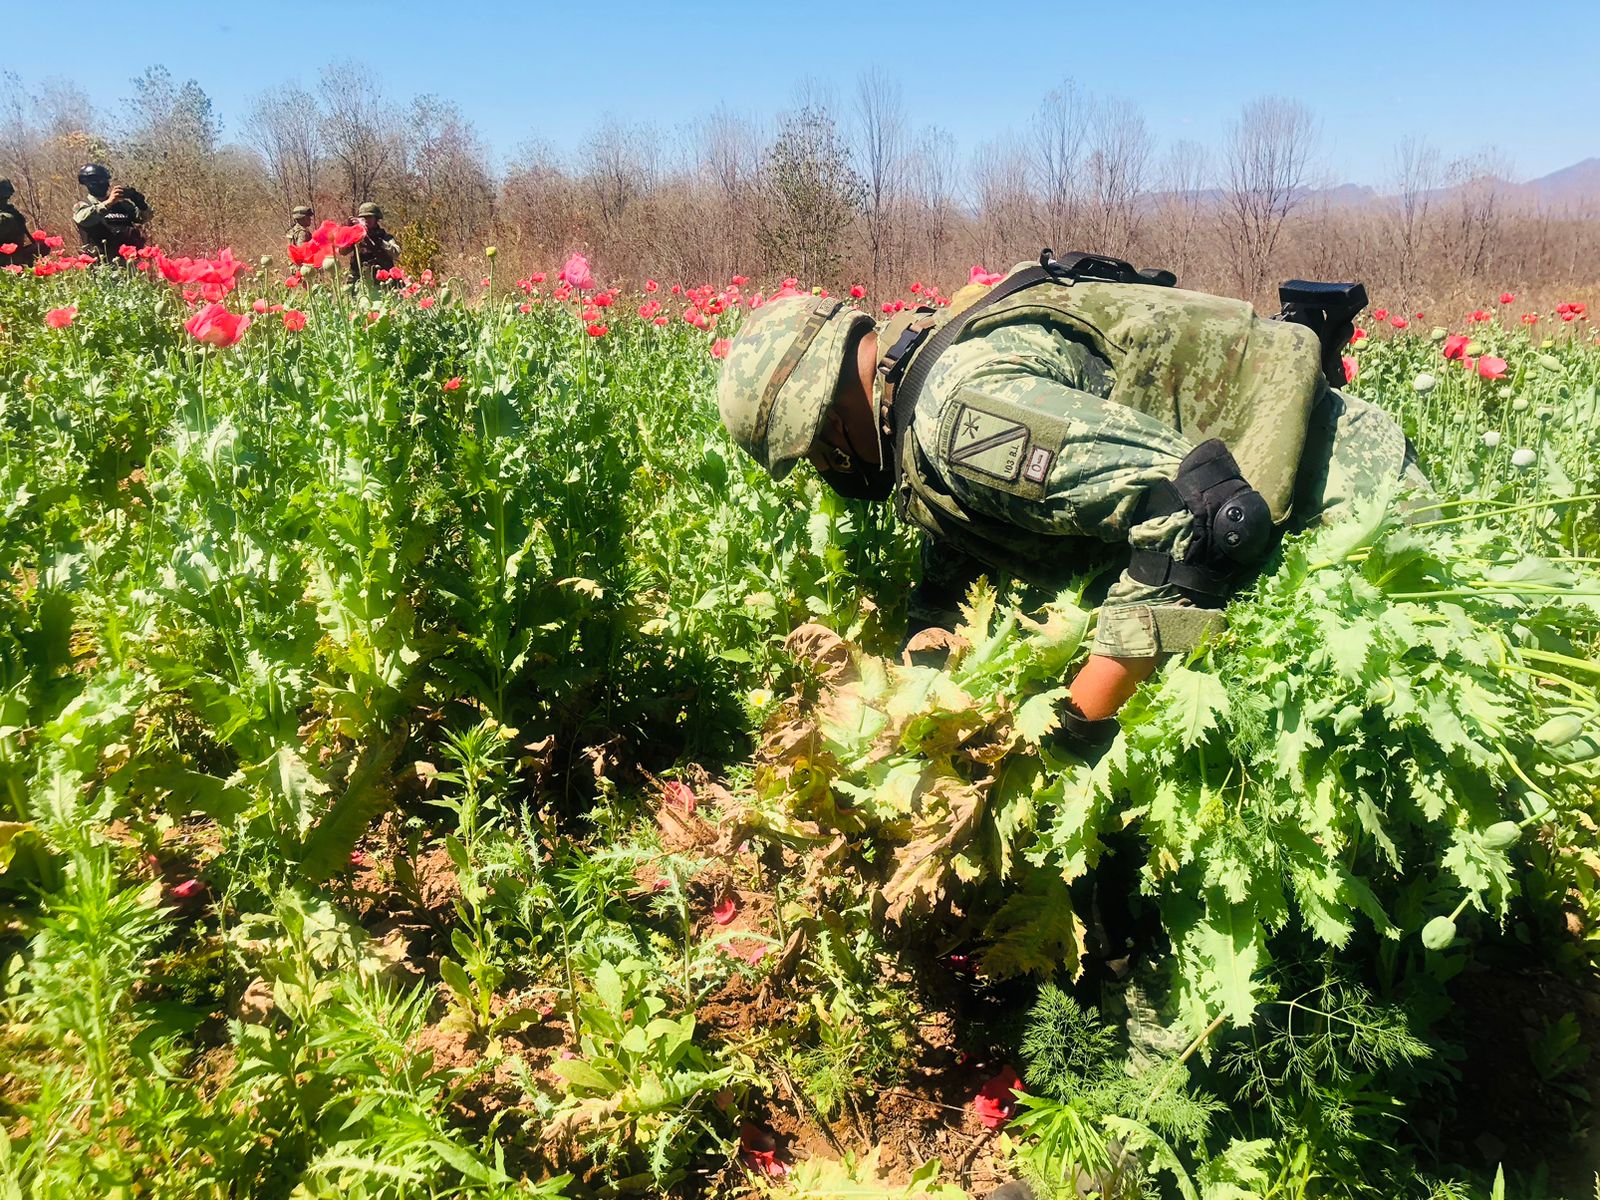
[{"left": 1150, "top": 158, "right": 1600, "bottom": 212}]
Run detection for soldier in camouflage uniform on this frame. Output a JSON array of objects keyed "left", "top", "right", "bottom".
[
  {"left": 0, "top": 179, "right": 40, "bottom": 267},
  {"left": 343, "top": 201, "right": 401, "bottom": 287},
  {"left": 718, "top": 259, "right": 1425, "bottom": 730},
  {"left": 73, "top": 163, "right": 151, "bottom": 260},
  {"left": 718, "top": 262, "right": 1426, "bottom": 1200},
  {"left": 287, "top": 205, "right": 314, "bottom": 246}
]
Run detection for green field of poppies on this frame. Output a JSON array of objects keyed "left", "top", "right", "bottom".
[{"left": 2, "top": 243, "right": 1599, "bottom": 1199}]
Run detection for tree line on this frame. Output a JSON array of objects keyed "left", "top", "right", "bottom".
[{"left": 2, "top": 62, "right": 1596, "bottom": 308}]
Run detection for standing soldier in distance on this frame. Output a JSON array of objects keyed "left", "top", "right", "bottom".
[
  {"left": 0, "top": 179, "right": 41, "bottom": 267},
  {"left": 287, "top": 205, "right": 314, "bottom": 246},
  {"left": 343, "top": 201, "right": 401, "bottom": 287},
  {"left": 73, "top": 163, "right": 152, "bottom": 260}
]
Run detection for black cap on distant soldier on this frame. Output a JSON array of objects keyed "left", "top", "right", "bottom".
[{"left": 0, "top": 178, "right": 13, "bottom": 203}]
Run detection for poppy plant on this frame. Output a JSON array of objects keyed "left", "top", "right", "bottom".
[
  {"left": 1475, "top": 355, "right": 1508, "bottom": 380},
  {"left": 185, "top": 302, "right": 251, "bottom": 347},
  {"left": 1499, "top": 292, "right": 1515, "bottom": 304},
  {"left": 1442, "top": 334, "right": 1470, "bottom": 361},
  {"left": 44, "top": 306, "right": 77, "bottom": 328},
  {"left": 1372, "top": 308, "right": 1389, "bottom": 322},
  {"left": 849, "top": 284, "right": 866, "bottom": 299},
  {"left": 586, "top": 323, "right": 608, "bottom": 337},
  {"left": 282, "top": 309, "right": 307, "bottom": 331},
  {"left": 443, "top": 376, "right": 462, "bottom": 391},
  {"left": 0, "top": 243, "right": 15, "bottom": 255}
]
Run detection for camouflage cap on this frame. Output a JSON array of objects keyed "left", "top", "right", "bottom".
[
  {"left": 292, "top": 205, "right": 313, "bottom": 218},
  {"left": 717, "top": 295, "right": 874, "bottom": 480},
  {"left": 357, "top": 201, "right": 382, "bottom": 218}
]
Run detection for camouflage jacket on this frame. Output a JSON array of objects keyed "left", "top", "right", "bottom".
[
  {"left": 73, "top": 191, "right": 151, "bottom": 256},
  {"left": 346, "top": 228, "right": 400, "bottom": 282},
  {"left": 287, "top": 225, "right": 312, "bottom": 246},
  {"left": 897, "top": 275, "right": 1412, "bottom": 657}
]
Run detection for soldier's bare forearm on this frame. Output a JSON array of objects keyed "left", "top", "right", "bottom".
[{"left": 1068, "top": 653, "right": 1162, "bottom": 720}]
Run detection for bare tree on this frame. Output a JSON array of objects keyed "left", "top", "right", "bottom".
[
  {"left": 1220, "top": 97, "right": 1317, "bottom": 302},
  {"left": 1386, "top": 135, "right": 1440, "bottom": 305},
  {"left": 1082, "top": 98, "right": 1151, "bottom": 255},
  {"left": 693, "top": 106, "right": 762, "bottom": 280},
  {"left": 1440, "top": 148, "right": 1510, "bottom": 283},
  {"left": 580, "top": 115, "right": 659, "bottom": 245},
  {"left": 318, "top": 61, "right": 397, "bottom": 211},
  {"left": 404, "top": 95, "right": 495, "bottom": 259},
  {"left": 970, "top": 135, "right": 1036, "bottom": 268},
  {"left": 853, "top": 68, "right": 906, "bottom": 293},
  {"left": 244, "top": 85, "right": 322, "bottom": 211},
  {"left": 903, "top": 124, "right": 958, "bottom": 280},
  {"left": 1031, "top": 81, "right": 1085, "bottom": 252},
  {"left": 1149, "top": 139, "right": 1211, "bottom": 283}
]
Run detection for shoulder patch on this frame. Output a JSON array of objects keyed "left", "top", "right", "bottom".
[{"left": 948, "top": 405, "right": 1029, "bottom": 481}]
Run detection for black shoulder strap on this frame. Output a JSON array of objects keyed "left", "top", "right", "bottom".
[{"left": 889, "top": 264, "right": 1057, "bottom": 449}]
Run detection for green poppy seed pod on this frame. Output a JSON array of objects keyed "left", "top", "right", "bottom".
[
  {"left": 1422, "top": 915, "right": 1457, "bottom": 950},
  {"left": 1481, "top": 430, "right": 1501, "bottom": 448},
  {"left": 1413, "top": 372, "right": 1438, "bottom": 393},
  {"left": 1538, "top": 406, "right": 1555, "bottom": 422},
  {"left": 260, "top": 255, "right": 273, "bottom": 268},
  {"left": 485, "top": 246, "right": 497, "bottom": 258},
  {"left": 1512, "top": 397, "right": 1529, "bottom": 412},
  {"left": 1535, "top": 712, "right": 1585, "bottom": 747},
  {"left": 1430, "top": 326, "right": 1448, "bottom": 341},
  {"left": 1538, "top": 353, "right": 1562, "bottom": 370},
  {"left": 1465, "top": 340, "right": 1483, "bottom": 356},
  {"left": 1541, "top": 338, "right": 1556, "bottom": 349},
  {"left": 1481, "top": 821, "right": 1520, "bottom": 849},
  {"left": 1511, "top": 447, "right": 1536, "bottom": 468}
]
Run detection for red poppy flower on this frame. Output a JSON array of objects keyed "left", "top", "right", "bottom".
[
  {"left": 44, "top": 306, "right": 77, "bottom": 329},
  {"left": 518, "top": 303, "right": 531, "bottom": 313},
  {"left": 284, "top": 274, "right": 302, "bottom": 288},
  {"left": 184, "top": 302, "right": 250, "bottom": 348},
  {"left": 644, "top": 278, "right": 659, "bottom": 293},
  {"left": 653, "top": 316, "right": 668, "bottom": 326},
  {"left": 1442, "top": 334, "right": 1470, "bottom": 360},
  {"left": 712, "top": 894, "right": 738, "bottom": 925},
  {"left": 118, "top": 243, "right": 138, "bottom": 260},
  {"left": 1521, "top": 313, "right": 1539, "bottom": 325},
  {"left": 1468, "top": 309, "right": 1492, "bottom": 323},
  {"left": 169, "top": 879, "right": 204, "bottom": 900},
  {"left": 730, "top": 274, "right": 748, "bottom": 286},
  {"left": 30, "top": 229, "right": 45, "bottom": 240},
  {"left": 739, "top": 1124, "right": 788, "bottom": 1179},
  {"left": 973, "top": 1066, "right": 1023, "bottom": 1129},
  {"left": 1499, "top": 292, "right": 1515, "bottom": 304},
  {"left": 443, "top": 376, "right": 462, "bottom": 391},
  {"left": 593, "top": 292, "right": 614, "bottom": 309},
  {"left": 586, "top": 323, "right": 607, "bottom": 337},
  {"left": 969, "top": 265, "right": 1004, "bottom": 286},
  {"left": 0, "top": 243, "right": 15, "bottom": 255},
  {"left": 1371, "top": 308, "right": 1389, "bottom": 321},
  {"left": 1349, "top": 328, "right": 1367, "bottom": 343},
  {"left": 1476, "top": 355, "right": 1508, "bottom": 380},
  {"left": 282, "top": 309, "right": 306, "bottom": 331},
  {"left": 710, "top": 338, "right": 731, "bottom": 359},
  {"left": 848, "top": 284, "right": 866, "bottom": 299},
  {"left": 1342, "top": 355, "right": 1359, "bottom": 382},
  {"left": 1389, "top": 315, "right": 1408, "bottom": 329},
  {"left": 418, "top": 297, "right": 436, "bottom": 309}
]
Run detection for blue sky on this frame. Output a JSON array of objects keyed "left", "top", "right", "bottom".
[{"left": 11, "top": 0, "right": 1596, "bottom": 186}]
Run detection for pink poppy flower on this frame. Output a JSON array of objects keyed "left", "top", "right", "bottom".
[
  {"left": 45, "top": 306, "right": 77, "bottom": 329},
  {"left": 558, "top": 251, "right": 594, "bottom": 291}
]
